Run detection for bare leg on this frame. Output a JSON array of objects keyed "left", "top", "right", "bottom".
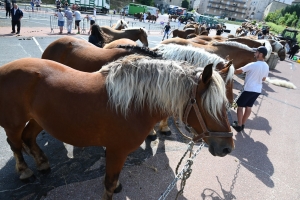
[
  {"left": 102, "top": 149, "right": 127, "bottom": 200},
  {"left": 236, "top": 107, "right": 244, "bottom": 126},
  {"left": 21, "top": 119, "right": 50, "bottom": 171},
  {"left": 5, "top": 126, "right": 34, "bottom": 179},
  {"left": 242, "top": 107, "right": 252, "bottom": 125}
]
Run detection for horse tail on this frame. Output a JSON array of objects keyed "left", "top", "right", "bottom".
[
  {"left": 265, "top": 77, "right": 296, "bottom": 89},
  {"left": 116, "top": 45, "right": 162, "bottom": 58}
]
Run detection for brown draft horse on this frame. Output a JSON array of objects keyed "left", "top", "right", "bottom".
[
  {"left": 42, "top": 37, "right": 154, "bottom": 72},
  {"left": 146, "top": 13, "right": 157, "bottom": 23},
  {"left": 160, "top": 38, "right": 256, "bottom": 69},
  {"left": 100, "top": 26, "right": 148, "bottom": 47},
  {"left": 111, "top": 19, "right": 129, "bottom": 30},
  {"left": 169, "top": 28, "right": 196, "bottom": 39},
  {"left": 0, "top": 55, "right": 234, "bottom": 199},
  {"left": 168, "top": 14, "right": 178, "bottom": 21},
  {"left": 42, "top": 37, "right": 234, "bottom": 136}
]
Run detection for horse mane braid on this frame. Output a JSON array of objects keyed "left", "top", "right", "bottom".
[{"left": 117, "top": 45, "right": 162, "bottom": 58}]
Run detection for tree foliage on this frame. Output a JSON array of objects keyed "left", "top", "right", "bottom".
[
  {"left": 181, "top": 0, "right": 189, "bottom": 9},
  {"left": 265, "top": 4, "right": 300, "bottom": 29},
  {"left": 138, "top": 0, "right": 153, "bottom": 6}
]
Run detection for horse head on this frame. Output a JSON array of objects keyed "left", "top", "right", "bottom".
[
  {"left": 186, "top": 63, "right": 234, "bottom": 156},
  {"left": 139, "top": 28, "right": 148, "bottom": 47}
]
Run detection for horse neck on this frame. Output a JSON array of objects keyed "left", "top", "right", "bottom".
[{"left": 214, "top": 47, "right": 255, "bottom": 69}]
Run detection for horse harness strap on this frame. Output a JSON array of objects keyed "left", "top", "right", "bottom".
[{"left": 182, "top": 72, "right": 233, "bottom": 142}]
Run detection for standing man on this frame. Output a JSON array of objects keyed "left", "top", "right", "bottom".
[
  {"left": 288, "top": 42, "right": 300, "bottom": 60},
  {"left": 5, "top": 0, "right": 11, "bottom": 18},
  {"left": 162, "top": 22, "right": 171, "bottom": 41},
  {"left": 143, "top": 12, "right": 147, "bottom": 22},
  {"left": 232, "top": 46, "right": 269, "bottom": 132},
  {"left": 11, "top": 4, "right": 23, "bottom": 34},
  {"left": 64, "top": 7, "right": 73, "bottom": 34},
  {"left": 73, "top": 7, "right": 81, "bottom": 34}
]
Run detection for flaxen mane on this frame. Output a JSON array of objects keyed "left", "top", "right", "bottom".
[
  {"left": 212, "top": 41, "right": 254, "bottom": 52},
  {"left": 113, "top": 19, "right": 128, "bottom": 30},
  {"left": 100, "top": 55, "right": 228, "bottom": 122},
  {"left": 155, "top": 44, "right": 235, "bottom": 84},
  {"left": 155, "top": 44, "right": 226, "bottom": 69}
]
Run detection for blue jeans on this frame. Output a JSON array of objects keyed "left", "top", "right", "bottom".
[{"left": 163, "top": 31, "right": 169, "bottom": 39}]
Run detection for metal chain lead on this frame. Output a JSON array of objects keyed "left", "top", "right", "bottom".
[{"left": 158, "top": 141, "right": 205, "bottom": 200}]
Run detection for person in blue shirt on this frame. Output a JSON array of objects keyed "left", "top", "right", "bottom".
[
  {"left": 162, "top": 22, "right": 171, "bottom": 41},
  {"left": 11, "top": 4, "right": 23, "bottom": 34}
]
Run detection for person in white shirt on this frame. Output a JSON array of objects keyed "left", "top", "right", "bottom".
[
  {"left": 54, "top": 8, "right": 64, "bottom": 34},
  {"left": 232, "top": 46, "right": 269, "bottom": 132},
  {"left": 35, "top": 0, "right": 41, "bottom": 11},
  {"left": 64, "top": 8, "right": 73, "bottom": 34},
  {"left": 143, "top": 12, "right": 147, "bottom": 22},
  {"left": 93, "top": 6, "right": 96, "bottom": 18},
  {"left": 85, "top": 14, "right": 95, "bottom": 34},
  {"left": 73, "top": 8, "right": 81, "bottom": 34}
]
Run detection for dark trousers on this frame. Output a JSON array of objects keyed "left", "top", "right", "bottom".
[
  {"left": 12, "top": 20, "right": 21, "bottom": 33},
  {"left": 289, "top": 51, "right": 297, "bottom": 59},
  {"left": 6, "top": 7, "right": 11, "bottom": 17}
]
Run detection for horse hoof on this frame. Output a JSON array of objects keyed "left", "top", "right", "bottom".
[
  {"left": 147, "top": 134, "right": 157, "bottom": 141},
  {"left": 161, "top": 131, "right": 172, "bottom": 136},
  {"left": 20, "top": 168, "right": 34, "bottom": 180},
  {"left": 114, "top": 183, "right": 122, "bottom": 193}
]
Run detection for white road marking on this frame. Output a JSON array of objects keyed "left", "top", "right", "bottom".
[{"left": 32, "top": 37, "right": 44, "bottom": 53}]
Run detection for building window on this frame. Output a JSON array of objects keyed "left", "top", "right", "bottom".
[
  {"left": 207, "top": 8, "right": 210, "bottom": 11},
  {"left": 241, "top": 15, "right": 244, "bottom": 18}
]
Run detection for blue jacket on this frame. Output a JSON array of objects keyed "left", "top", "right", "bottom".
[{"left": 11, "top": 7, "right": 23, "bottom": 21}]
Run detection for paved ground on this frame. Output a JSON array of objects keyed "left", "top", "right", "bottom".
[{"left": 0, "top": 6, "right": 300, "bottom": 200}]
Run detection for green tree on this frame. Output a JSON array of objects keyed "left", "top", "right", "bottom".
[
  {"left": 181, "top": 0, "right": 189, "bottom": 9},
  {"left": 139, "top": 0, "right": 153, "bottom": 6}
]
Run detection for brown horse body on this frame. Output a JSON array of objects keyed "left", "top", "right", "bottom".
[
  {"left": 170, "top": 28, "right": 196, "bottom": 39},
  {"left": 43, "top": 37, "right": 234, "bottom": 139},
  {"left": 100, "top": 26, "right": 148, "bottom": 47},
  {"left": 0, "top": 56, "right": 233, "bottom": 199},
  {"left": 42, "top": 37, "right": 141, "bottom": 72}
]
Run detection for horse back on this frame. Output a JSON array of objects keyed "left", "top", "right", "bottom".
[{"left": 42, "top": 37, "right": 133, "bottom": 72}]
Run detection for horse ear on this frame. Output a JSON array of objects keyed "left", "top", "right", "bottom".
[
  {"left": 120, "top": 20, "right": 123, "bottom": 24},
  {"left": 225, "top": 55, "right": 230, "bottom": 61},
  {"left": 202, "top": 64, "right": 213, "bottom": 85},
  {"left": 262, "top": 42, "right": 265, "bottom": 46}
]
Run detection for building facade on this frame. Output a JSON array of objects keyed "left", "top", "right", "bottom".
[
  {"left": 194, "top": 0, "right": 290, "bottom": 21},
  {"left": 264, "top": 1, "right": 290, "bottom": 18},
  {"left": 153, "top": 0, "right": 182, "bottom": 12}
]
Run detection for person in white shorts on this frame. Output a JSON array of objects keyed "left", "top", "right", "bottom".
[
  {"left": 73, "top": 8, "right": 81, "bottom": 34},
  {"left": 64, "top": 8, "right": 73, "bottom": 34}
]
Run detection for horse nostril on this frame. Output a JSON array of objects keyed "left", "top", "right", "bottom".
[{"left": 223, "top": 147, "right": 232, "bottom": 154}]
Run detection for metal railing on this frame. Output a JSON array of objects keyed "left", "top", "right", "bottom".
[
  {"left": 50, "top": 15, "right": 87, "bottom": 34},
  {"left": 49, "top": 15, "right": 175, "bottom": 35}
]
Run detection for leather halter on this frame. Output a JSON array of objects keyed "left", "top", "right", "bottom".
[{"left": 182, "top": 72, "right": 233, "bottom": 142}]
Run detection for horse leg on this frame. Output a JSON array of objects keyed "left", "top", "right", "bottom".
[
  {"left": 147, "top": 129, "right": 157, "bottom": 141},
  {"left": 5, "top": 126, "right": 34, "bottom": 180},
  {"left": 21, "top": 119, "right": 50, "bottom": 172},
  {"left": 159, "top": 118, "right": 171, "bottom": 136},
  {"left": 102, "top": 150, "right": 128, "bottom": 200}
]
